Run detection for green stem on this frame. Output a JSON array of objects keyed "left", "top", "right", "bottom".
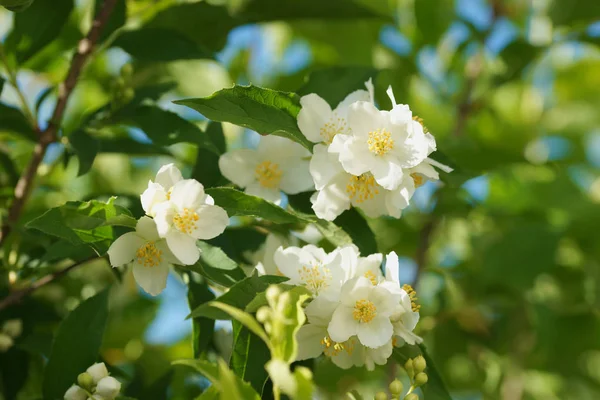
[
  {"left": 0, "top": 43, "right": 38, "bottom": 129},
  {"left": 273, "top": 384, "right": 281, "bottom": 400}
]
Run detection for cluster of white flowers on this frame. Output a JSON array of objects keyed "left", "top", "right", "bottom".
[
  {"left": 273, "top": 244, "right": 422, "bottom": 370},
  {"left": 0, "top": 319, "right": 22, "bottom": 352},
  {"left": 64, "top": 362, "right": 121, "bottom": 400},
  {"left": 217, "top": 79, "right": 450, "bottom": 220},
  {"left": 108, "top": 164, "right": 229, "bottom": 295}
]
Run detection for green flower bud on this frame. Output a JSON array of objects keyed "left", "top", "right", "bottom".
[
  {"left": 122, "top": 88, "right": 135, "bottom": 103},
  {"left": 111, "top": 77, "right": 125, "bottom": 92},
  {"left": 389, "top": 379, "right": 404, "bottom": 396},
  {"left": 1, "top": 0, "right": 34, "bottom": 12},
  {"left": 414, "top": 372, "right": 428, "bottom": 387},
  {"left": 77, "top": 372, "right": 94, "bottom": 391},
  {"left": 413, "top": 355, "right": 426, "bottom": 373},
  {"left": 120, "top": 63, "right": 133, "bottom": 79},
  {"left": 404, "top": 359, "right": 414, "bottom": 380},
  {"left": 265, "top": 285, "right": 281, "bottom": 306},
  {"left": 374, "top": 391, "right": 389, "bottom": 400},
  {"left": 256, "top": 306, "right": 271, "bottom": 323},
  {"left": 404, "top": 394, "right": 419, "bottom": 400}
]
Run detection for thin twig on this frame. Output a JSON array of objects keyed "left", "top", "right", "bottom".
[
  {"left": 0, "top": 257, "right": 98, "bottom": 311},
  {"left": 0, "top": 0, "right": 120, "bottom": 247}
]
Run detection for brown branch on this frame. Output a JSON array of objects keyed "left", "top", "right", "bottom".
[
  {"left": 0, "top": 0, "right": 120, "bottom": 246},
  {"left": 0, "top": 257, "right": 98, "bottom": 311}
]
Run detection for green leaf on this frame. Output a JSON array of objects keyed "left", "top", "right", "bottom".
[
  {"left": 270, "top": 288, "right": 310, "bottom": 363},
  {"left": 0, "top": 348, "right": 29, "bottom": 400},
  {"left": 333, "top": 208, "right": 378, "bottom": 255},
  {"left": 195, "top": 386, "right": 219, "bottom": 399},
  {"left": 230, "top": 321, "right": 271, "bottom": 396},
  {"left": 197, "top": 241, "right": 238, "bottom": 271},
  {"left": 0, "top": 103, "right": 36, "bottom": 141},
  {"left": 210, "top": 302, "right": 269, "bottom": 344},
  {"left": 173, "top": 359, "right": 220, "bottom": 382},
  {"left": 1, "top": 0, "right": 34, "bottom": 12},
  {"left": 245, "top": 285, "right": 310, "bottom": 313},
  {"left": 69, "top": 130, "right": 99, "bottom": 176},
  {"left": 95, "top": 0, "right": 126, "bottom": 43},
  {"left": 298, "top": 66, "right": 376, "bottom": 107},
  {"left": 498, "top": 39, "right": 542, "bottom": 83},
  {"left": 393, "top": 344, "right": 452, "bottom": 400},
  {"left": 187, "top": 279, "right": 215, "bottom": 358},
  {"left": 549, "top": 0, "right": 600, "bottom": 26},
  {"left": 174, "top": 85, "right": 313, "bottom": 150},
  {"left": 180, "top": 260, "right": 247, "bottom": 288},
  {"left": 5, "top": 0, "right": 74, "bottom": 64},
  {"left": 43, "top": 290, "right": 110, "bottom": 400},
  {"left": 0, "top": 77, "right": 4, "bottom": 95},
  {"left": 193, "top": 123, "right": 226, "bottom": 188},
  {"left": 112, "top": 105, "right": 219, "bottom": 152},
  {"left": 206, "top": 187, "right": 306, "bottom": 224},
  {"left": 113, "top": 28, "right": 211, "bottom": 61},
  {"left": 98, "top": 137, "right": 172, "bottom": 156},
  {"left": 188, "top": 274, "right": 287, "bottom": 320},
  {"left": 26, "top": 198, "right": 136, "bottom": 252},
  {"left": 415, "top": 0, "right": 454, "bottom": 44}
]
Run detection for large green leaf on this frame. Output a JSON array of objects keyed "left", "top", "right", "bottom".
[
  {"left": 297, "top": 66, "right": 376, "bottom": 107},
  {"left": 188, "top": 274, "right": 287, "bottom": 320},
  {"left": 180, "top": 260, "right": 247, "bottom": 288},
  {"left": 414, "top": 0, "right": 454, "bottom": 44},
  {"left": 69, "top": 130, "right": 99, "bottom": 176},
  {"left": 113, "top": 28, "right": 211, "bottom": 61},
  {"left": 5, "top": 0, "right": 74, "bottom": 64},
  {"left": 174, "top": 85, "right": 313, "bottom": 150},
  {"left": 0, "top": 103, "right": 36, "bottom": 141},
  {"left": 95, "top": 0, "right": 126, "bottom": 43},
  {"left": 205, "top": 187, "right": 306, "bottom": 224},
  {"left": 193, "top": 123, "right": 226, "bottom": 188},
  {"left": 230, "top": 321, "right": 271, "bottom": 396},
  {"left": 187, "top": 280, "right": 215, "bottom": 358},
  {"left": 333, "top": 208, "right": 378, "bottom": 255},
  {"left": 43, "top": 290, "right": 110, "bottom": 400}
]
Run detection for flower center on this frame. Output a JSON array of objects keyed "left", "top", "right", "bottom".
[
  {"left": 320, "top": 114, "right": 348, "bottom": 144},
  {"left": 321, "top": 336, "right": 355, "bottom": 356},
  {"left": 411, "top": 173, "right": 425, "bottom": 188},
  {"left": 402, "top": 284, "right": 420, "bottom": 312},
  {"left": 166, "top": 187, "right": 173, "bottom": 200},
  {"left": 136, "top": 241, "right": 162, "bottom": 268},
  {"left": 255, "top": 160, "right": 282, "bottom": 189},
  {"left": 346, "top": 173, "right": 380, "bottom": 203},
  {"left": 367, "top": 128, "right": 394, "bottom": 156},
  {"left": 173, "top": 208, "right": 199, "bottom": 235},
  {"left": 364, "top": 270, "right": 377, "bottom": 285},
  {"left": 353, "top": 299, "right": 377, "bottom": 323},
  {"left": 299, "top": 263, "right": 330, "bottom": 294}
]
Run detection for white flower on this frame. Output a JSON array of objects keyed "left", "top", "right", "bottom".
[
  {"left": 64, "top": 385, "right": 87, "bottom": 400},
  {"left": 108, "top": 217, "right": 178, "bottom": 296},
  {"left": 336, "top": 245, "right": 383, "bottom": 283},
  {"left": 310, "top": 144, "right": 413, "bottom": 220},
  {"left": 297, "top": 83, "right": 370, "bottom": 146},
  {"left": 3, "top": 319, "right": 22, "bottom": 338},
  {"left": 353, "top": 339, "right": 394, "bottom": 371},
  {"left": 249, "top": 233, "right": 297, "bottom": 276},
  {"left": 0, "top": 333, "right": 14, "bottom": 352},
  {"left": 141, "top": 163, "right": 183, "bottom": 217},
  {"left": 85, "top": 362, "right": 108, "bottom": 384},
  {"left": 218, "top": 135, "right": 313, "bottom": 204},
  {"left": 328, "top": 276, "right": 398, "bottom": 348},
  {"left": 273, "top": 244, "right": 347, "bottom": 300},
  {"left": 330, "top": 87, "right": 432, "bottom": 190},
  {"left": 95, "top": 376, "right": 121, "bottom": 399},
  {"left": 153, "top": 179, "right": 229, "bottom": 265}
]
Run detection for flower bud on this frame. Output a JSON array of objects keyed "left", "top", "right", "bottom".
[
  {"left": 85, "top": 362, "right": 108, "bottom": 384},
  {"left": 63, "top": 384, "right": 87, "bottom": 400},
  {"left": 0, "top": 333, "right": 14, "bottom": 352},
  {"left": 265, "top": 285, "right": 281, "bottom": 306},
  {"left": 95, "top": 376, "right": 121, "bottom": 399},
  {"left": 77, "top": 372, "right": 94, "bottom": 391},
  {"left": 256, "top": 306, "right": 271, "bottom": 323},
  {"left": 374, "top": 391, "right": 389, "bottom": 400},
  {"left": 413, "top": 355, "right": 426, "bottom": 373},
  {"left": 404, "top": 359, "right": 414, "bottom": 380},
  {"left": 404, "top": 394, "right": 419, "bottom": 400},
  {"left": 3, "top": 319, "right": 22, "bottom": 338},
  {"left": 414, "top": 372, "right": 428, "bottom": 387},
  {"left": 389, "top": 379, "right": 403, "bottom": 396}
]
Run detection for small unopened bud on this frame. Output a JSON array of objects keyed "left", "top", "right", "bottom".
[
  {"left": 3, "top": 319, "right": 22, "bottom": 338},
  {"left": 64, "top": 384, "right": 88, "bottom": 400},
  {"left": 413, "top": 355, "right": 426, "bottom": 373},
  {"left": 276, "top": 292, "right": 292, "bottom": 312},
  {"left": 404, "top": 394, "right": 419, "bottom": 400},
  {"left": 95, "top": 376, "right": 121, "bottom": 399},
  {"left": 86, "top": 362, "right": 108, "bottom": 384},
  {"left": 120, "top": 63, "right": 133, "bottom": 79},
  {"left": 256, "top": 307, "right": 271, "bottom": 323},
  {"left": 414, "top": 372, "right": 428, "bottom": 387},
  {"left": 374, "top": 391, "right": 389, "bottom": 400},
  {"left": 0, "top": 333, "right": 14, "bottom": 352},
  {"left": 404, "top": 359, "right": 414, "bottom": 379},
  {"left": 389, "top": 379, "right": 404, "bottom": 396},
  {"left": 77, "top": 372, "right": 94, "bottom": 391},
  {"left": 265, "top": 285, "right": 281, "bottom": 306}
]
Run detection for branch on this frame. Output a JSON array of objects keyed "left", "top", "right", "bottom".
[
  {"left": 0, "top": 257, "right": 98, "bottom": 311},
  {"left": 0, "top": 0, "right": 120, "bottom": 246}
]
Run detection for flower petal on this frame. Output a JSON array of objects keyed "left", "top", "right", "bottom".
[
  {"left": 295, "top": 324, "right": 326, "bottom": 360},
  {"left": 136, "top": 216, "right": 160, "bottom": 241},
  {"left": 245, "top": 182, "right": 281, "bottom": 204},
  {"left": 310, "top": 144, "right": 344, "bottom": 190},
  {"left": 310, "top": 180, "right": 351, "bottom": 221},
  {"left": 357, "top": 316, "right": 393, "bottom": 348},
  {"left": 133, "top": 260, "right": 169, "bottom": 296},
  {"left": 154, "top": 163, "right": 183, "bottom": 189},
  {"left": 64, "top": 385, "right": 87, "bottom": 400},
  {"left": 141, "top": 181, "right": 168, "bottom": 216},
  {"left": 371, "top": 158, "right": 404, "bottom": 190},
  {"left": 328, "top": 306, "right": 357, "bottom": 343},
  {"left": 279, "top": 159, "right": 313, "bottom": 194},
  {"left": 107, "top": 233, "right": 144, "bottom": 267},
  {"left": 297, "top": 94, "right": 332, "bottom": 143},
  {"left": 218, "top": 149, "right": 260, "bottom": 188},
  {"left": 305, "top": 296, "right": 339, "bottom": 326},
  {"left": 335, "top": 90, "right": 370, "bottom": 116},
  {"left": 86, "top": 362, "right": 108, "bottom": 384},
  {"left": 170, "top": 179, "right": 206, "bottom": 211},
  {"left": 273, "top": 246, "right": 308, "bottom": 282},
  {"left": 95, "top": 376, "right": 121, "bottom": 399},
  {"left": 192, "top": 205, "right": 229, "bottom": 240},
  {"left": 337, "top": 138, "right": 373, "bottom": 176},
  {"left": 153, "top": 202, "right": 175, "bottom": 237},
  {"left": 384, "top": 251, "right": 400, "bottom": 284},
  {"left": 347, "top": 101, "right": 384, "bottom": 140},
  {"left": 166, "top": 231, "right": 200, "bottom": 265},
  {"left": 257, "top": 135, "right": 310, "bottom": 160}
]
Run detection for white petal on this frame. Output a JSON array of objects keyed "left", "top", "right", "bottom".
[
  {"left": 302, "top": 244, "right": 328, "bottom": 261},
  {"left": 370, "top": 286, "right": 398, "bottom": 316},
  {"left": 155, "top": 239, "right": 180, "bottom": 265},
  {"left": 154, "top": 163, "right": 183, "bottom": 189},
  {"left": 135, "top": 216, "right": 160, "bottom": 241},
  {"left": 335, "top": 90, "right": 370, "bottom": 116},
  {"left": 384, "top": 181, "right": 414, "bottom": 218},
  {"left": 357, "top": 316, "right": 393, "bottom": 348},
  {"left": 258, "top": 135, "right": 310, "bottom": 160},
  {"left": 337, "top": 138, "right": 373, "bottom": 176},
  {"left": 328, "top": 306, "right": 357, "bottom": 343},
  {"left": 153, "top": 202, "right": 175, "bottom": 237},
  {"left": 133, "top": 260, "right": 169, "bottom": 296},
  {"left": 412, "top": 161, "right": 440, "bottom": 180},
  {"left": 295, "top": 324, "right": 326, "bottom": 360},
  {"left": 371, "top": 158, "right": 404, "bottom": 190},
  {"left": 340, "top": 276, "right": 372, "bottom": 306},
  {"left": 310, "top": 144, "right": 344, "bottom": 190},
  {"left": 204, "top": 194, "right": 215, "bottom": 205},
  {"left": 245, "top": 182, "right": 281, "bottom": 204},
  {"left": 218, "top": 149, "right": 260, "bottom": 188},
  {"left": 107, "top": 233, "right": 144, "bottom": 267},
  {"left": 389, "top": 103, "right": 412, "bottom": 125},
  {"left": 140, "top": 182, "right": 167, "bottom": 216},
  {"left": 364, "top": 78, "right": 375, "bottom": 104},
  {"left": 273, "top": 246, "right": 308, "bottom": 282},
  {"left": 95, "top": 376, "right": 121, "bottom": 399},
  {"left": 166, "top": 231, "right": 200, "bottom": 265},
  {"left": 192, "top": 205, "right": 229, "bottom": 240},
  {"left": 304, "top": 296, "right": 339, "bottom": 326},
  {"left": 385, "top": 251, "right": 400, "bottom": 284},
  {"left": 170, "top": 179, "right": 206, "bottom": 211},
  {"left": 310, "top": 177, "right": 351, "bottom": 221},
  {"left": 279, "top": 159, "right": 314, "bottom": 194},
  {"left": 64, "top": 385, "right": 87, "bottom": 400},
  {"left": 394, "top": 322, "right": 423, "bottom": 345},
  {"left": 86, "top": 363, "right": 108, "bottom": 384},
  {"left": 355, "top": 191, "right": 388, "bottom": 219},
  {"left": 297, "top": 94, "right": 332, "bottom": 143},
  {"left": 347, "top": 101, "right": 385, "bottom": 140},
  {"left": 328, "top": 133, "right": 350, "bottom": 154}
]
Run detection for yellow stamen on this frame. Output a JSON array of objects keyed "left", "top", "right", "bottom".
[
  {"left": 299, "top": 264, "right": 330, "bottom": 294},
  {"left": 346, "top": 173, "right": 380, "bottom": 204},
  {"left": 367, "top": 128, "right": 394, "bottom": 156},
  {"left": 402, "top": 284, "right": 421, "bottom": 312},
  {"left": 412, "top": 115, "right": 429, "bottom": 133},
  {"left": 321, "top": 336, "right": 355, "bottom": 357},
  {"left": 255, "top": 160, "right": 282, "bottom": 189},
  {"left": 166, "top": 187, "right": 173, "bottom": 200},
  {"left": 320, "top": 114, "right": 349, "bottom": 144},
  {"left": 353, "top": 299, "right": 377, "bottom": 323},
  {"left": 364, "top": 270, "right": 377, "bottom": 285},
  {"left": 136, "top": 241, "right": 162, "bottom": 268},
  {"left": 411, "top": 173, "right": 425, "bottom": 188},
  {"left": 173, "top": 208, "right": 199, "bottom": 235}
]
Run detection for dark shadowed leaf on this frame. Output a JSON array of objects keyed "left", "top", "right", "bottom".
[
  {"left": 230, "top": 321, "right": 270, "bottom": 395},
  {"left": 298, "top": 66, "right": 377, "bottom": 106},
  {"left": 187, "top": 280, "right": 216, "bottom": 358},
  {"left": 113, "top": 28, "right": 211, "bottom": 61}
]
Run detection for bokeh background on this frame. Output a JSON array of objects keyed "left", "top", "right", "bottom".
[{"left": 1, "top": 0, "right": 600, "bottom": 399}]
